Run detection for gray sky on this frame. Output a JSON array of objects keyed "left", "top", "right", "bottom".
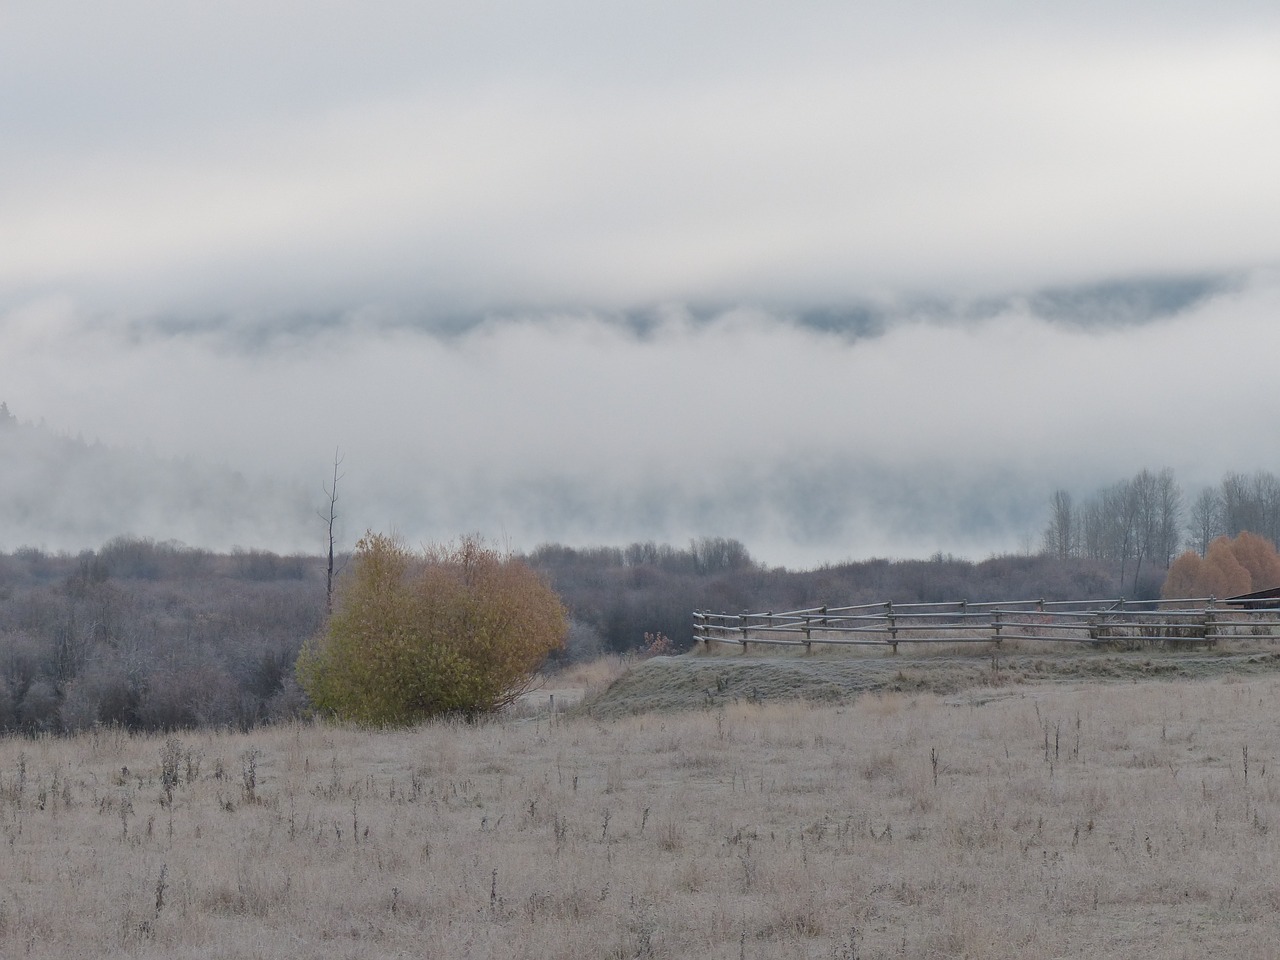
[{"left": 3, "top": 2, "right": 1280, "bottom": 567}]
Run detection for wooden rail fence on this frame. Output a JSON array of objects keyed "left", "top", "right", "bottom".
[{"left": 693, "top": 597, "right": 1280, "bottom": 652}]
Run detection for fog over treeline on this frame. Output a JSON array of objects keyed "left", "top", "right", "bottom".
[
  {"left": 5, "top": 2, "right": 1280, "bottom": 566},
  {"left": 7, "top": 442, "right": 1280, "bottom": 734},
  {"left": 5, "top": 272, "right": 1280, "bottom": 568},
  {"left": 0, "top": 402, "right": 311, "bottom": 553}
]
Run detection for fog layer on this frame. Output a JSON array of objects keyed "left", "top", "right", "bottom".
[
  {"left": 3, "top": 3, "right": 1279, "bottom": 565},
  {"left": 5, "top": 275, "right": 1278, "bottom": 566}
]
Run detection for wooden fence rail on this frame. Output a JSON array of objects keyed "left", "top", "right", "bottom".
[{"left": 693, "top": 597, "right": 1280, "bottom": 652}]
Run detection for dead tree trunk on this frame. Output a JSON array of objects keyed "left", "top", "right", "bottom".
[{"left": 320, "top": 449, "right": 343, "bottom": 615}]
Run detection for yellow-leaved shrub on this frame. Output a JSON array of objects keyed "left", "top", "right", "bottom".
[{"left": 297, "top": 533, "right": 566, "bottom": 724}]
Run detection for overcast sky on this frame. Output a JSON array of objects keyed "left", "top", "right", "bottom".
[{"left": 3, "top": 2, "right": 1280, "bottom": 567}]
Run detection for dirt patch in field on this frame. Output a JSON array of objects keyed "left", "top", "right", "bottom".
[{"left": 574, "top": 648, "right": 1280, "bottom": 719}]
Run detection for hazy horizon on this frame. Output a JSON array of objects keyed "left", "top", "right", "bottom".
[{"left": 4, "top": 3, "right": 1279, "bottom": 568}]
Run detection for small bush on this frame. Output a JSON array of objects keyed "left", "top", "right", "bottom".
[
  {"left": 59, "top": 660, "right": 140, "bottom": 731},
  {"left": 297, "top": 533, "right": 567, "bottom": 725},
  {"left": 640, "top": 632, "right": 674, "bottom": 658},
  {"left": 17, "top": 679, "right": 60, "bottom": 733}
]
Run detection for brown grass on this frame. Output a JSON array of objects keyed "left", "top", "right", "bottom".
[
  {"left": 4, "top": 669, "right": 1280, "bottom": 957},
  {"left": 547, "top": 654, "right": 633, "bottom": 693}
]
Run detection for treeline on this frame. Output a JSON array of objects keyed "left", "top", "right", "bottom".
[
  {"left": 1, "top": 534, "right": 1126, "bottom": 734},
  {"left": 1041, "top": 468, "right": 1180, "bottom": 595},
  {"left": 530, "top": 539, "right": 1118, "bottom": 662},
  {"left": 1184, "top": 472, "right": 1280, "bottom": 555},
  {"left": 0, "top": 538, "right": 323, "bottom": 735},
  {"left": 1041, "top": 468, "right": 1280, "bottom": 596}
]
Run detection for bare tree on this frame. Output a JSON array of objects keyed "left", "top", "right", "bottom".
[
  {"left": 1152, "top": 468, "right": 1183, "bottom": 571},
  {"left": 1220, "top": 472, "right": 1257, "bottom": 537},
  {"left": 1098, "top": 479, "right": 1141, "bottom": 590},
  {"left": 319, "top": 449, "right": 344, "bottom": 615},
  {"left": 1252, "top": 471, "right": 1280, "bottom": 545},
  {"left": 1187, "top": 487, "right": 1222, "bottom": 557},
  {"left": 690, "top": 537, "right": 754, "bottom": 574},
  {"left": 1071, "top": 468, "right": 1181, "bottom": 593},
  {"left": 1129, "top": 469, "right": 1160, "bottom": 594},
  {"left": 1080, "top": 497, "right": 1106, "bottom": 561},
  {"left": 1042, "top": 489, "right": 1076, "bottom": 560}
]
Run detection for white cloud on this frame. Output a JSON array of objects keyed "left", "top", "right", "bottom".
[
  {"left": 3, "top": 2, "right": 1280, "bottom": 564},
  {"left": 3, "top": 273, "right": 1279, "bottom": 565},
  {"left": 3, "top": 4, "right": 1279, "bottom": 312}
]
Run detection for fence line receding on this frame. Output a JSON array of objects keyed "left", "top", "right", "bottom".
[{"left": 693, "top": 597, "right": 1280, "bottom": 652}]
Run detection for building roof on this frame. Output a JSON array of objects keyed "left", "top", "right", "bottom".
[{"left": 1225, "top": 586, "right": 1280, "bottom": 608}]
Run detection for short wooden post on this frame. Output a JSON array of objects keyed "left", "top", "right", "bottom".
[{"left": 886, "top": 601, "right": 898, "bottom": 653}]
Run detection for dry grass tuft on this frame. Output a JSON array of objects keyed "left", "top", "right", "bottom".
[{"left": 549, "top": 653, "right": 633, "bottom": 693}]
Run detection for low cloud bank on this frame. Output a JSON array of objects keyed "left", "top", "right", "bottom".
[{"left": 3, "top": 273, "right": 1277, "bottom": 566}]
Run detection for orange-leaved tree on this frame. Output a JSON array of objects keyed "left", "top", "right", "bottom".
[
  {"left": 1224, "top": 531, "right": 1280, "bottom": 592},
  {"left": 297, "top": 533, "right": 566, "bottom": 724},
  {"left": 1161, "top": 531, "right": 1280, "bottom": 600}
]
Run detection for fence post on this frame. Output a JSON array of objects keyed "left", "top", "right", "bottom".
[
  {"left": 886, "top": 601, "right": 898, "bottom": 653},
  {"left": 991, "top": 608, "right": 1002, "bottom": 646},
  {"left": 1204, "top": 597, "right": 1215, "bottom": 647},
  {"left": 740, "top": 610, "right": 750, "bottom": 653},
  {"left": 802, "top": 613, "right": 812, "bottom": 653}
]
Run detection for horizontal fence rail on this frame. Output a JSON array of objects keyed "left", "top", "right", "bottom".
[{"left": 693, "top": 597, "right": 1280, "bottom": 651}]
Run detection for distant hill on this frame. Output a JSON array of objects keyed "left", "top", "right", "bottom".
[{"left": 0, "top": 402, "right": 315, "bottom": 553}]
